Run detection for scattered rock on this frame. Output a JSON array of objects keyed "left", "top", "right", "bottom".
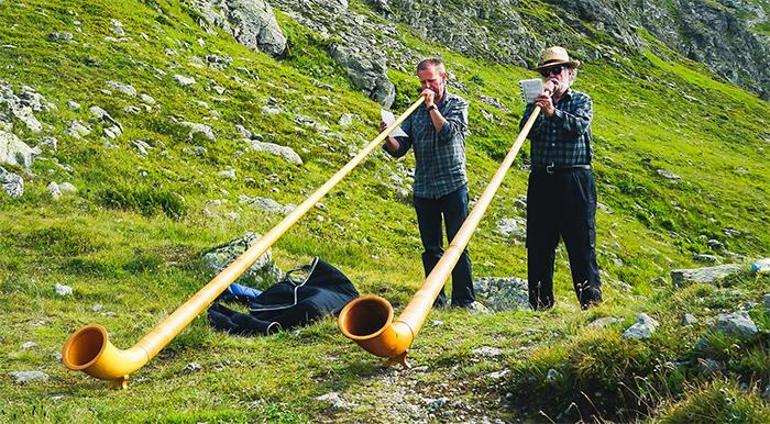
[
  {"left": 180, "top": 122, "right": 215, "bottom": 141},
  {"left": 66, "top": 100, "right": 81, "bottom": 110},
  {"left": 238, "top": 195, "right": 295, "bottom": 214},
  {"left": 40, "top": 136, "right": 57, "bottom": 152},
  {"left": 202, "top": 232, "right": 283, "bottom": 288},
  {"left": 54, "top": 283, "right": 73, "bottom": 296},
  {"left": 657, "top": 169, "right": 681, "bottom": 180},
  {"left": 486, "top": 369, "right": 510, "bottom": 379},
  {"left": 587, "top": 316, "right": 623, "bottom": 329},
  {"left": 131, "top": 139, "right": 153, "bottom": 156},
  {"left": 0, "top": 166, "right": 23, "bottom": 197},
  {"left": 707, "top": 239, "right": 723, "bottom": 250},
  {"left": 47, "top": 181, "right": 62, "bottom": 200},
  {"left": 329, "top": 43, "right": 395, "bottom": 108},
  {"left": 764, "top": 293, "right": 770, "bottom": 313},
  {"left": 66, "top": 120, "right": 91, "bottom": 139},
  {"left": 8, "top": 370, "right": 49, "bottom": 383},
  {"left": 246, "top": 140, "right": 303, "bottom": 165},
  {"left": 182, "top": 362, "right": 202, "bottom": 373},
  {"left": 106, "top": 81, "right": 137, "bottom": 97},
  {"left": 21, "top": 341, "right": 37, "bottom": 350},
  {"left": 92, "top": 304, "right": 103, "bottom": 312},
  {"left": 192, "top": 0, "right": 287, "bottom": 56},
  {"left": 58, "top": 182, "right": 77, "bottom": 194},
  {"left": 682, "top": 313, "right": 698, "bottom": 326},
  {"left": 714, "top": 311, "right": 758, "bottom": 339},
  {"left": 139, "top": 93, "right": 156, "bottom": 105},
  {"left": 692, "top": 254, "right": 718, "bottom": 263},
  {"left": 48, "top": 32, "right": 73, "bottom": 42},
  {"left": 671, "top": 264, "right": 742, "bottom": 287},
  {"left": 316, "top": 392, "right": 357, "bottom": 409},
  {"left": 763, "top": 384, "right": 770, "bottom": 402},
  {"left": 495, "top": 217, "right": 526, "bottom": 242},
  {"left": 0, "top": 131, "right": 38, "bottom": 167},
  {"left": 217, "top": 168, "right": 236, "bottom": 180},
  {"left": 174, "top": 74, "right": 196, "bottom": 87},
  {"left": 546, "top": 368, "right": 561, "bottom": 382},
  {"left": 623, "top": 313, "right": 659, "bottom": 339},
  {"left": 697, "top": 358, "right": 723, "bottom": 375},
  {"left": 472, "top": 346, "right": 502, "bottom": 357},
  {"left": 338, "top": 113, "right": 353, "bottom": 127},
  {"left": 473, "top": 277, "right": 528, "bottom": 311},
  {"left": 110, "top": 19, "right": 125, "bottom": 36}
]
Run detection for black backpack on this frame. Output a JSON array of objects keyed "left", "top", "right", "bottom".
[{"left": 208, "top": 257, "right": 359, "bottom": 335}]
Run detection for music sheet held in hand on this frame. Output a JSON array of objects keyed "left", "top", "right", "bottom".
[{"left": 380, "top": 109, "right": 408, "bottom": 138}]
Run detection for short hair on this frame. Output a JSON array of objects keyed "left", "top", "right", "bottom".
[{"left": 416, "top": 57, "right": 445, "bottom": 73}]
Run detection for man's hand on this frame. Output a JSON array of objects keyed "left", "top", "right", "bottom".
[
  {"left": 535, "top": 93, "right": 555, "bottom": 117},
  {"left": 378, "top": 121, "right": 388, "bottom": 133},
  {"left": 420, "top": 89, "right": 436, "bottom": 108}
]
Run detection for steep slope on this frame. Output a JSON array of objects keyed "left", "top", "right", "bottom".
[{"left": 0, "top": 0, "right": 769, "bottom": 422}]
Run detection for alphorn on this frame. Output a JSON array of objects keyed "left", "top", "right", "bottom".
[
  {"left": 62, "top": 96, "right": 427, "bottom": 388},
  {"left": 339, "top": 93, "right": 550, "bottom": 367}
]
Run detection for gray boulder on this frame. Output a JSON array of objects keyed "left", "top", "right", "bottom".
[
  {"left": 623, "top": 313, "right": 659, "bottom": 339},
  {"left": 173, "top": 74, "right": 196, "bottom": 87},
  {"left": 8, "top": 370, "right": 49, "bottom": 383},
  {"left": 0, "top": 130, "right": 38, "bottom": 167},
  {"left": 180, "top": 122, "right": 216, "bottom": 141},
  {"left": 671, "top": 264, "right": 742, "bottom": 287},
  {"left": 0, "top": 166, "right": 23, "bottom": 197},
  {"left": 495, "top": 217, "right": 526, "bottom": 242},
  {"left": 330, "top": 43, "right": 395, "bottom": 108},
  {"left": 189, "top": 0, "right": 287, "bottom": 57},
  {"left": 473, "top": 276, "right": 528, "bottom": 311},
  {"left": 106, "top": 81, "right": 137, "bottom": 97},
  {"left": 714, "top": 311, "right": 758, "bottom": 339},
  {"left": 238, "top": 195, "right": 295, "bottom": 215},
  {"left": 246, "top": 140, "right": 303, "bottom": 165},
  {"left": 202, "top": 232, "right": 283, "bottom": 288}
]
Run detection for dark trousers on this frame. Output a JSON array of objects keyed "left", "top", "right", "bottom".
[
  {"left": 526, "top": 168, "right": 602, "bottom": 309},
  {"left": 414, "top": 186, "right": 474, "bottom": 307}
]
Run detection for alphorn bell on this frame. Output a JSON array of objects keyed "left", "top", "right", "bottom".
[
  {"left": 339, "top": 84, "right": 554, "bottom": 367},
  {"left": 62, "top": 96, "right": 427, "bottom": 388}
]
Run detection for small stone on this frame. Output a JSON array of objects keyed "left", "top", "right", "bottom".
[
  {"left": 763, "top": 294, "right": 770, "bottom": 312},
  {"left": 21, "top": 341, "right": 37, "bottom": 350},
  {"left": 693, "top": 254, "right": 718, "bottom": 263},
  {"left": 217, "top": 169, "right": 236, "bottom": 180},
  {"left": 623, "top": 313, "right": 658, "bottom": 339},
  {"left": 180, "top": 122, "right": 215, "bottom": 141},
  {"left": 139, "top": 93, "right": 156, "bottom": 105},
  {"left": 472, "top": 346, "right": 502, "bottom": 357},
  {"left": 8, "top": 370, "right": 49, "bottom": 383},
  {"left": 66, "top": 100, "right": 81, "bottom": 110},
  {"left": 183, "top": 362, "right": 202, "bottom": 373},
  {"left": 106, "top": 81, "right": 136, "bottom": 97},
  {"left": 54, "top": 283, "right": 73, "bottom": 296},
  {"left": 58, "top": 182, "right": 77, "bottom": 194},
  {"left": 316, "top": 392, "right": 357, "bottom": 409},
  {"left": 48, "top": 32, "right": 73, "bottom": 42},
  {"left": 110, "top": 19, "right": 125, "bottom": 36},
  {"left": 486, "top": 369, "right": 510, "bottom": 379},
  {"left": 174, "top": 74, "right": 196, "bottom": 87},
  {"left": 431, "top": 320, "right": 444, "bottom": 327},
  {"left": 671, "top": 264, "right": 742, "bottom": 287},
  {"left": 657, "top": 169, "right": 680, "bottom": 180},
  {"left": 763, "top": 384, "right": 770, "bottom": 402},
  {"left": 545, "top": 368, "right": 561, "bottom": 382},
  {"left": 682, "top": 313, "right": 698, "bottom": 326},
  {"left": 697, "top": 358, "right": 722, "bottom": 375},
  {"left": 47, "top": 182, "right": 62, "bottom": 200},
  {"left": 587, "top": 316, "right": 623, "bottom": 329},
  {"left": 707, "top": 239, "right": 724, "bottom": 250},
  {"left": 714, "top": 311, "right": 757, "bottom": 339},
  {"left": 338, "top": 113, "right": 353, "bottom": 127},
  {"left": 1, "top": 166, "right": 24, "bottom": 198}
]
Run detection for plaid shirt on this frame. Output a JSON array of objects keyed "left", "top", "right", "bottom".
[
  {"left": 384, "top": 90, "right": 469, "bottom": 199},
  {"left": 520, "top": 88, "right": 593, "bottom": 166}
]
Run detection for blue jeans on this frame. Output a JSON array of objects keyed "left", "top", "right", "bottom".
[{"left": 413, "top": 186, "right": 474, "bottom": 307}]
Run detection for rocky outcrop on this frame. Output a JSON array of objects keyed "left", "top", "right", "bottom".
[
  {"left": 365, "top": 0, "right": 770, "bottom": 98},
  {"left": 0, "top": 166, "right": 24, "bottom": 198},
  {"left": 203, "top": 232, "right": 283, "bottom": 288},
  {"left": 0, "top": 131, "right": 38, "bottom": 168},
  {"left": 270, "top": 0, "right": 399, "bottom": 107},
  {"left": 188, "top": 0, "right": 287, "bottom": 57}
]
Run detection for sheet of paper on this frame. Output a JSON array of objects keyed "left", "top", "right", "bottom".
[
  {"left": 519, "top": 79, "right": 544, "bottom": 104},
  {"left": 380, "top": 109, "right": 408, "bottom": 138}
]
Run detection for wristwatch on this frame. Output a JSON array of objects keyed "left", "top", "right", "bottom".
[{"left": 427, "top": 104, "right": 438, "bottom": 112}]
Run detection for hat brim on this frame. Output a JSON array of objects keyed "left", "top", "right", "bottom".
[{"left": 535, "top": 59, "right": 581, "bottom": 71}]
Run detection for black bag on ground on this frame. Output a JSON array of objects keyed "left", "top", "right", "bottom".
[{"left": 208, "top": 257, "right": 359, "bottom": 335}]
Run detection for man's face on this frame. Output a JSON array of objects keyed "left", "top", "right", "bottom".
[
  {"left": 539, "top": 64, "right": 571, "bottom": 94},
  {"left": 417, "top": 65, "right": 446, "bottom": 98}
]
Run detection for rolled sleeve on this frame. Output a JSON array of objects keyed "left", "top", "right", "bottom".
[{"left": 437, "top": 99, "right": 468, "bottom": 143}]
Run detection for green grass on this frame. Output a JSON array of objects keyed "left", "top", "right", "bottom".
[{"left": 1, "top": 0, "right": 769, "bottom": 422}]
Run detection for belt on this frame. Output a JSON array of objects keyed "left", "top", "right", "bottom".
[{"left": 531, "top": 164, "right": 591, "bottom": 175}]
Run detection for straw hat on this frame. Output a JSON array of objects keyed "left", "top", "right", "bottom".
[{"left": 535, "top": 46, "right": 581, "bottom": 70}]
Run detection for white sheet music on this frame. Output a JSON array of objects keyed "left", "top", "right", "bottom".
[
  {"left": 380, "top": 109, "right": 408, "bottom": 138},
  {"left": 519, "top": 79, "right": 544, "bottom": 104}
]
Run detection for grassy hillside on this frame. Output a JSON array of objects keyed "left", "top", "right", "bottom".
[{"left": 0, "top": 0, "right": 768, "bottom": 422}]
